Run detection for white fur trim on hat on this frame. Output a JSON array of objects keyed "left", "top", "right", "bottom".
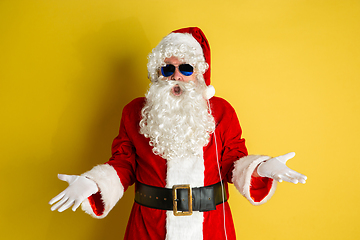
[
  {"left": 165, "top": 32, "right": 204, "bottom": 55},
  {"left": 203, "top": 85, "right": 215, "bottom": 100},
  {"left": 232, "top": 155, "right": 277, "bottom": 206},
  {"left": 81, "top": 164, "right": 124, "bottom": 219}
]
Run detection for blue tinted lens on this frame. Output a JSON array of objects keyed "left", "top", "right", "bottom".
[
  {"left": 161, "top": 65, "right": 175, "bottom": 77},
  {"left": 179, "top": 64, "right": 193, "bottom": 76}
]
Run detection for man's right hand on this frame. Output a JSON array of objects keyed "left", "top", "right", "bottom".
[{"left": 49, "top": 174, "right": 99, "bottom": 212}]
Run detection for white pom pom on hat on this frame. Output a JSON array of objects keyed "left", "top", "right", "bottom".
[{"left": 203, "top": 85, "right": 215, "bottom": 100}]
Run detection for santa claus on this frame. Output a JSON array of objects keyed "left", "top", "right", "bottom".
[{"left": 49, "top": 27, "right": 307, "bottom": 240}]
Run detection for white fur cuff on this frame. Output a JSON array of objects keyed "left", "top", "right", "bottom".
[
  {"left": 81, "top": 164, "right": 124, "bottom": 218},
  {"left": 232, "top": 155, "right": 277, "bottom": 205}
]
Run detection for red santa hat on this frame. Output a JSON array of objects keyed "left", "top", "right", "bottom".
[
  {"left": 172, "top": 27, "right": 215, "bottom": 99},
  {"left": 147, "top": 27, "right": 215, "bottom": 99}
]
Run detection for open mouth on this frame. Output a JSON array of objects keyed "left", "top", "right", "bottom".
[{"left": 171, "top": 84, "right": 183, "bottom": 96}]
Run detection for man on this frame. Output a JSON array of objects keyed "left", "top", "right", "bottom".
[{"left": 49, "top": 27, "right": 307, "bottom": 240}]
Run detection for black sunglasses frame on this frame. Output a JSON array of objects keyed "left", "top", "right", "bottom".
[{"left": 160, "top": 64, "right": 194, "bottom": 77}]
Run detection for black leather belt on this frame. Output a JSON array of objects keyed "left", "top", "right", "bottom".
[{"left": 134, "top": 181, "right": 227, "bottom": 216}]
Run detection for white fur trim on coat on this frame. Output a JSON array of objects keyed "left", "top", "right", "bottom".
[
  {"left": 232, "top": 155, "right": 277, "bottom": 206},
  {"left": 80, "top": 164, "right": 124, "bottom": 219},
  {"left": 165, "top": 150, "right": 204, "bottom": 240}
]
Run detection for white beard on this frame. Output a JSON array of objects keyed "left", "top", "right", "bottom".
[
  {"left": 140, "top": 79, "right": 215, "bottom": 240},
  {"left": 139, "top": 80, "right": 215, "bottom": 161}
]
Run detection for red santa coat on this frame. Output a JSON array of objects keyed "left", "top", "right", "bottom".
[{"left": 81, "top": 96, "right": 277, "bottom": 240}]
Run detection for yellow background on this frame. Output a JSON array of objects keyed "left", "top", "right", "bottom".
[{"left": 1, "top": 0, "right": 359, "bottom": 239}]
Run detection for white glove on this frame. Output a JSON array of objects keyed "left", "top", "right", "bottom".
[
  {"left": 257, "top": 152, "right": 307, "bottom": 184},
  {"left": 49, "top": 174, "right": 99, "bottom": 212}
]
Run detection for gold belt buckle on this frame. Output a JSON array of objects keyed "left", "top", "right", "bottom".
[{"left": 172, "top": 184, "right": 192, "bottom": 216}]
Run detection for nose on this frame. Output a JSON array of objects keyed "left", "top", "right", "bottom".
[{"left": 171, "top": 68, "right": 184, "bottom": 81}]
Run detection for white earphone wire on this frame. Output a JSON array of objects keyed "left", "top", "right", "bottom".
[{"left": 207, "top": 99, "right": 228, "bottom": 240}]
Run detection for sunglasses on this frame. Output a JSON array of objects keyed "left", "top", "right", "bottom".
[{"left": 161, "top": 64, "right": 194, "bottom": 77}]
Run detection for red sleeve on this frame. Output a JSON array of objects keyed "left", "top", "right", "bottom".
[
  {"left": 88, "top": 192, "right": 105, "bottom": 216},
  {"left": 250, "top": 176, "right": 274, "bottom": 202},
  {"left": 211, "top": 98, "right": 248, "bottom": 183},
  {"left": 105, "top": 106, "right": 137, "bottom": 192},
  {"left": 86, "top": 101, "right": 139, "bottom": 216}
]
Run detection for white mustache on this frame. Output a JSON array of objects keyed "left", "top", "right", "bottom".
[
  {"left": 165, "top": 80, "right": 196, "bottom": 89},
  {"left": 160, "top": 80, "right": 198, "bottom": 98}
]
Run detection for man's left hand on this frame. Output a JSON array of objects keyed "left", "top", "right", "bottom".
[{"left": 257, "top": 152, "right": 307, "bottom": 184}]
